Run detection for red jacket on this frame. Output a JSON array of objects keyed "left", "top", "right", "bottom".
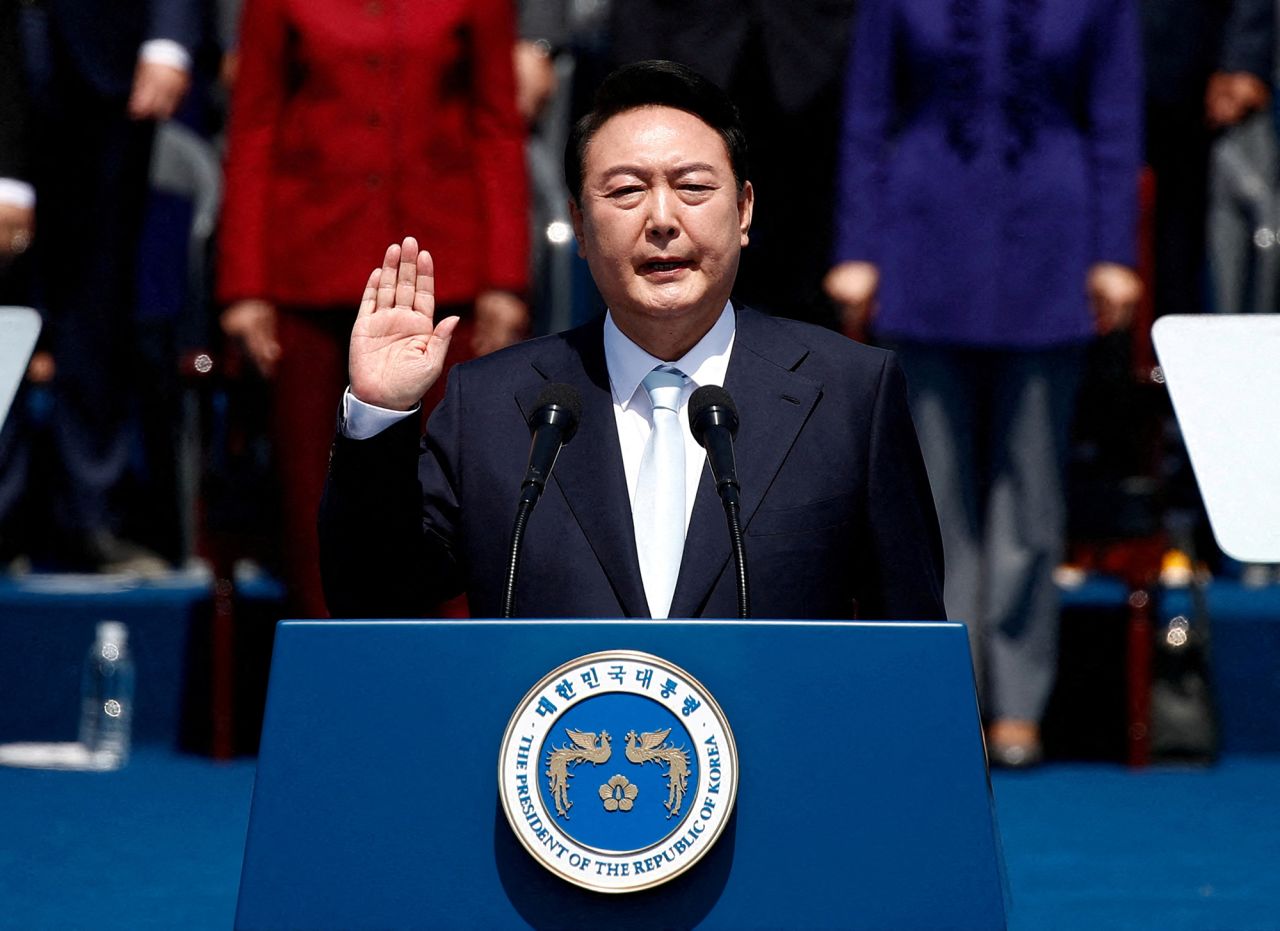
[{"left": 217, "top": 0, "right": 528, "bottom": 308}]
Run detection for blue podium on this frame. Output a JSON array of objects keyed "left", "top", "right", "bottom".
[{"left": 237, "top": 620, "right": 1006, "bottom": 930}]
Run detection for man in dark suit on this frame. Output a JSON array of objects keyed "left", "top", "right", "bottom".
[
  {"left": 5, "top": 0, "right": 200, "bottom": 568},
  {"left": 320, "top": 61, "right": 944, "bottom": 621}
]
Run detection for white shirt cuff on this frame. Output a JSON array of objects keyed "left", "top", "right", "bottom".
[
  {"left": 342, "top": 387, "right": 420, "bottom": 439},
  {"left": 139, "top": 39, "right": 192, "bottom": 73},
  {"left": 0, "top": 179, "right": 35, "bottom": 209}
]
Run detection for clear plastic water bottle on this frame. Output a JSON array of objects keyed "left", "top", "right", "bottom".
[{"left": 78, "top": 621, "right": 135, "bottom": 770}]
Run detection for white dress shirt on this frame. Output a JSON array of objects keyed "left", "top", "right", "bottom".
[
  {"left": 343, "top": 301, "right": 737, "bottom": 536},
  {"left": 603, "top": 302, "right": 734, "bottom": 532}
]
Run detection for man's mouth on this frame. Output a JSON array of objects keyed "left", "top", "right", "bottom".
[{"left": 641, "top": 259, "right": 691, "bottom": 274}]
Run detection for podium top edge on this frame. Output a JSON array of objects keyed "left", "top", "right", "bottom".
[{"left": 278, "top": 619, "right": 959, "bottom": 629}]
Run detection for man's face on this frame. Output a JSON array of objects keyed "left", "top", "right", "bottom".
[{"left": 570, "top": 106, "right": 753, "bottom": 351}]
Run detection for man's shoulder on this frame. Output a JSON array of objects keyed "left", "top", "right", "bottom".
[
  {"left": 734, "top": 305, "right": 896, "bottom": 381},
  {"left": 452, "top": 317, "right": 604, "bottom": 386}
]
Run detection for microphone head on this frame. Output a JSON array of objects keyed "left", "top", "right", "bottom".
[
  {"left": 688, "top": 384, "right": 739, "bottom": 447},
  {"left": 529, "top": 382, "right": 582, "bottom": 443}
]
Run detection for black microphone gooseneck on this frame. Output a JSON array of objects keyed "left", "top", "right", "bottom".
[
  {"left": 688, "top": 385, "right": 749, "bottom": 618},
  {"left": 502, "top": 383, "right": 582, "bottom": 618}
]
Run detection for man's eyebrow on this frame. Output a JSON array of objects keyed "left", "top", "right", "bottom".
[
  {"left": 597, "top": 162, "right": 721, "bottom": 182},
  {"left": 671, "top": 162, "right": 718, "bottom": 176}
]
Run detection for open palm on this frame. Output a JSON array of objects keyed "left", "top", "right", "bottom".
[{"left": 349, "top": 237, "right": 460, "bottom": 411}]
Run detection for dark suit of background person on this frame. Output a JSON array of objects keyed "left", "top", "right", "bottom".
[
  {"left": 606, "top": 0, "right": 858, "bottom": 329},
  {"left": 0, "top": 0, "right": 35, "bottom": 567},
  {"left": 0, "top": 0, "right": 34, "bottom": 300},
  {"left": 0, "top": 0, "right": 199, "bottom": 569},
  {"left": 216, "top": 0, "right": 529, "bottom": 620},
  {"left": 320, "top": 305, "right": 945, "bottom": 622},
  {"left": 828, "top": 0, "right": 1143, "bottom": 764},
  {"left": 1143, "top": 0, "right": 1274, "bottom": 320}
]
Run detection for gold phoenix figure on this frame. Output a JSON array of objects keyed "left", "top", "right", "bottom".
[
  {"left": 545, "top": 729, "right": 612, "bottom": 819},
  {"left": 625, "top": 729, "right": 691, "bottom": 819}
]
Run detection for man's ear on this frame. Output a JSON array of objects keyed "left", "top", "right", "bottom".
[
  {"left": 738, "top": 181, "right": 754, "bottom": 247},
  {"left": 569, "top": 198, "right": 587, "bottom": 259}
]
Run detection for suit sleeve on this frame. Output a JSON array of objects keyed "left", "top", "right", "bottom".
[
  {"left": 857, "top": 354, "right": 947, "bottom": 621},
  {"left": 319, "top": 371, "right": 467, "bottom": 618},
  {"left": 1220, "top": 0, "right": 1275, "bottom": 79},
  {"left": 146, "top": 0, "right": 202, "bottom": 52},
  {"left": 470, "top": 0, "right": 530, "bottom": 294},
  {"left": 1086, "top": 0, "right": 1142, "bottom": 267},
  {"left": 0, "top": 0, "right": 29, "bottom": 183},
  {"left": 216, "top": 0, "right": 287, "bottom": 304},
  {"left": 832, "top": 0, "right": 896, "bottom": 265}
]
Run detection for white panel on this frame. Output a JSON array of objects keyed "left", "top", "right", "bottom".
[
  {"left": 1152, "top": 314, "right": 1280, "bottom": 562},
  {"left": 0, "top": 307, "right": 41, "bottom": 428}
]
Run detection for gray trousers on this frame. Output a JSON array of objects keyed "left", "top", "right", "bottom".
[{"left": 895, "top": 343, "right": 1084, "bottom": 721}]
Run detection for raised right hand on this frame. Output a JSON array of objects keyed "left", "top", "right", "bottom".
[{"left": 349, "top": 236, "right": 460, "bottom": 411}]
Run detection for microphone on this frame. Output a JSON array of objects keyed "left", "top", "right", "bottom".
[
  {"left": 688, "top": 385, "right": 741, "bottom": 506},
  {"left": 503, "top": 383, "right": 582, "bottom": 617},
  {"left": 688, "top": 385, "right": 750, "bottom": 618},
  {"left": 519, "top": 383, "right": 582, "bottom": 507}
]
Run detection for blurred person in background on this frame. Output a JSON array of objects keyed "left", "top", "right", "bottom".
[
  {"left": 1144, "top": 0, "right": 1274, "bottom": 582},
  {"left": 0, "top": 0, "right": 34, "bottom": 298},
  {"left": 607, "top": 0, "right": 857, "bottom": 329},
  {"left": 0, "top": 0, "right": 199, "bottom": 572},
  {"left": 1145, "top": 0, "right": 1274, "bottom": 320},
  {"left": 216, "top": 0, "right": 529, "bottom": 620},
  {"left": 826, "top": 0, "right": 1143, "bottom": 766}
]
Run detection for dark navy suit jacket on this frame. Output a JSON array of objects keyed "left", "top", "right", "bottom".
[
  {"left": 320, "top": 306, "right": 945, "bottom": 621},
  {"left": 41, "top": 0, "right": 201, "bottom": 98}
]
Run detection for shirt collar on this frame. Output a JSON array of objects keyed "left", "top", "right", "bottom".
[{"left": 603, "top": 301, "right": 736, "bottom": 410}]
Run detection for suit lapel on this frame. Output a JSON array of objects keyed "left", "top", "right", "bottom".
[
  {"left": 515, "top": 321, "right": 650, "bottom": 617},
  {"left": 670, "top": 307, "right": 822, "bottom": 617}
]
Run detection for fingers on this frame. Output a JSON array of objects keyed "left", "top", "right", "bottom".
[
  {"left": 414, "top": 248, "right": 435, "bottom": 317},
  {"left": 371, "top": 237, "right": 434, "bottom": 315},
  {"left": 376, "top": 242, "right": 400, "bottom": 311},
  {"left": 433, "top": 314, "right": 462, "bottom": 344},
  {"left": 356, "top": 266, "right": 381, "bottom": 319},
  {"left": 396, "top": 237, "right": 418, "bottom": 309},
  {"left": 127, "top": 62, "right": 190, "bottom": 121}
]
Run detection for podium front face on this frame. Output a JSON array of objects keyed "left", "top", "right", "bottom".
[{"left": 236, "top": 621, "right": 1006, "bottom": 930}]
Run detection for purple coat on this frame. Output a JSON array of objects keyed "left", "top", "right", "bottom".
[{"left": 833, "top": 0, "right": 1142, "bottom": 348}]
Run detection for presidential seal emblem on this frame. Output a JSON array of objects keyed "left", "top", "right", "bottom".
[{"left": 498, "top": 650, "right": 738, "bottom": 893}]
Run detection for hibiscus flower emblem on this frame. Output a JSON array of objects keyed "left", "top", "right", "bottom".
[{"left": 598, "top": 774, "right": 639, "bottom": 812}]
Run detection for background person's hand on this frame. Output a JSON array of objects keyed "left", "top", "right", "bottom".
[
  {"left": 127, "top": 60, "right": 190, "bottom": 121},
  {"left": 221, "top": 299, "right": 281, "bottom": 377},
  {"left": 0, "top": 203, "right": 33, "bottom": 261},
  {"left": 1086, "top": 262, "right": 1142, "bottom": 335},
  {"left": 513, "top": 40, "right": 558, "bottom": 125},
  {"left": 1205, "top": 71, "right": 1271, "bottom": 129},
  {"left": 471, "top": 289, "right": 528, "bottom": 357},
  {"left": 349, "top": 237, "right": 460, "bottom": 411},
  {"left": 824, "top": 260, "right": 880, "bottom": 340}
]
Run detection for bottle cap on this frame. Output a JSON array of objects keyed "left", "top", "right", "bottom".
[{"left": 97, "top": 620, "right": 128, "bottom": 647}]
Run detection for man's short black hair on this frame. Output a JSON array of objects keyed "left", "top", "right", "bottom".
[{"left": 564, "top": 60, "right": 750, "bottom": 201}]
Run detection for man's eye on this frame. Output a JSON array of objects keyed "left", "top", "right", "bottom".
[{"left": 608, "top": 186, "right": 644, "bottom": 199}]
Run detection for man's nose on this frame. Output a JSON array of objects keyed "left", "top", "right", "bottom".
[{"left": 646, "top": 188, "right": 678, "bottom": 238}]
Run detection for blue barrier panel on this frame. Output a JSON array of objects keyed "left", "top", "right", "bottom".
[{"left": 0, "top": 572, "right": 209, "bottom": 746}]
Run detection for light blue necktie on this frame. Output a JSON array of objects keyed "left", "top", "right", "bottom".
[{"left": 634, "top": 366, "right": 688, "bottom": 618}]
